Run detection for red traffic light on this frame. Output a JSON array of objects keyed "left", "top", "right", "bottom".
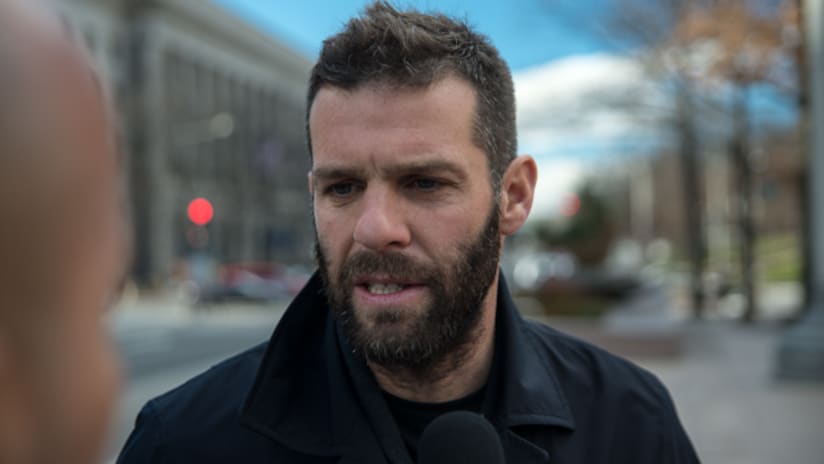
[{"left": 187, "top": 198, "right": 214, "bottom": 226}]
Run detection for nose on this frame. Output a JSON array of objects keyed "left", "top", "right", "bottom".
[{"left": 353, "top": 188, "right": 411, "bottom": 252}]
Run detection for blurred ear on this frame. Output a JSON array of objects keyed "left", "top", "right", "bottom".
[
  {"left": 498, "top": 155, "right": 537, "bottom": 236},
  {"left": 307, "top": 171, "right": 314, "bottom": 195}
]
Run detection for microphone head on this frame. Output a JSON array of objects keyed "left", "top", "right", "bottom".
[{"left": 417, "top": 411, "right": 506, "bottom": 464}]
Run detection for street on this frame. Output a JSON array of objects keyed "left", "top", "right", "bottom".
[{"left": 104, "top": 299, "right": 285, "bottom": 462}]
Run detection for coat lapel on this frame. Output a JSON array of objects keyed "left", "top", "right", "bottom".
[
  {"left": 239, "top": 274, "right": 340, "bottom": 458},
  {"left": 503, "top": 430, "right": 552, "bottom": 463},
  {"left": 487, "top": 277, "right": 576, "bottom": 461},
  {"left": 241, "top": 274, "right": 408, "bottom": 463},
  {"left": 326, "top": 315, "right": 407, "bottom": 464}
]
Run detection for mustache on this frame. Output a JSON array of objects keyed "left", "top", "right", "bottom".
[{"left": 339, "top": 251, "right": 437, "bottom": 284}]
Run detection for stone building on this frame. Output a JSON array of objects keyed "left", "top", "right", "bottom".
[{"left": 57, "top": 0, "right": 314, "bottom": 286}]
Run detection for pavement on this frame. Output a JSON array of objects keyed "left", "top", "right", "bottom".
[
  {"left": 519, "top": 279, "right": 824, "bottom": 463},
  {"left": 105, "top": 282, "right": 824, "bottom": 464},
  {"left": 638, "top": 321, "right": 824, "bottom": 464}
]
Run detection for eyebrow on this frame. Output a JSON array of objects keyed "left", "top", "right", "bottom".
[
  {"left": 312, "top": 159, "right": 468, "bottom": 182},
  {"left": 312, "top": 166, "right": 368, "bottom": 182}
]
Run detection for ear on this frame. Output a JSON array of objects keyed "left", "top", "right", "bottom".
[
  {"left": 307, "top": 171, "right": 314, "bottom": 195},
  {"left": 498, "top": 155, "right": 537, "bottom": 236}
]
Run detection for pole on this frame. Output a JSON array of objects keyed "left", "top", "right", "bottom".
[
  {"left": 677, "top": 82, "right": 706, "bottom": 319},
  {"left": 776, "top": 0, "right": 824, "bottom": 381},
  {"left": 732, "top": 84, "right": 757, "bottom": 323}
]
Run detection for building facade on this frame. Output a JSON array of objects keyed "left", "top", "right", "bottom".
[{"left": 58, "top": 0, "right": 314, "bottom": 286}]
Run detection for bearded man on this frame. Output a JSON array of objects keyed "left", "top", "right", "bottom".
[{"left": 118, "top": 2, "right": 698, "bottom": 463}]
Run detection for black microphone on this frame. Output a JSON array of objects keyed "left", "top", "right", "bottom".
[{"left": 417, "top": 411, "right": 506, "bottom": 464}]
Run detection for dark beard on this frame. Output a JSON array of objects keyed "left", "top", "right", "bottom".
[{"left": 315, "top": 203, "right": 501, "bottom": 380}]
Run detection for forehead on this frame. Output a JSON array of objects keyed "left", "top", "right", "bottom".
[
  {"left": 309, "top": 76, "right": 485, "bottom": 170},
  {"left": 312, "top": 75, "right": 477, "bottom": 118}
]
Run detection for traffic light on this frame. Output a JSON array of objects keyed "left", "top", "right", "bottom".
[{"left": 187, "top": 197, "right": 214, "bottom": 226}]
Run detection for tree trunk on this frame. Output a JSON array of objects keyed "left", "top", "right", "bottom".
[
  {"left": 796, "top": 0, "right": 812, "bottom": 315},
  {"left": 677, "top": 83, "right": 707, "bottom": 319},
  {"left": 731, "top": 84, "right": 758, "bottom": 323}
]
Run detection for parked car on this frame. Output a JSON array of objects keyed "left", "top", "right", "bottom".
[{"left": 215, "top": 262, "right": 309, "bottom": 302}]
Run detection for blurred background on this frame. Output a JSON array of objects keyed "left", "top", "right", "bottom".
[{"left": 51, "top": 0, "right": 823, "bottom": 462}]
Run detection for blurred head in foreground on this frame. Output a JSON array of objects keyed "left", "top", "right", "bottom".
[{"left": 0, "top": 1, "right": 128, "bottom": 463}]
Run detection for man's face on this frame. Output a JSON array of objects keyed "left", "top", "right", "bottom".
[{"left": 309, "top": 77, "right": 502, "bottom": 371}]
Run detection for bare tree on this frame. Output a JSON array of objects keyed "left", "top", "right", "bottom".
[
  {"left": 590, "top": 0, "right": 711, "bottom": 318},
  {"left": 583, "top": 0, "right": 801, "bottom": 320},
  {"left": 671, "top": 0, "right": 799, "bottom": 322}
]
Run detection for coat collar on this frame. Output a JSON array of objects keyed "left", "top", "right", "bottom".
[
  {"left": 240, "top": 271, "right": 575, "bottom": 462},
  {"left": 492, "top": 274, "right": 575, "bottom": 432}
]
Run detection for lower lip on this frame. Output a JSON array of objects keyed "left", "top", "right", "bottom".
[{"left": 353, "top": 284, "right": 428, "bottom": 308}]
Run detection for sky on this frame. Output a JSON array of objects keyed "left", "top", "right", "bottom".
[{"left": 212, "top": 0, "right": 611, "bottom": 72}]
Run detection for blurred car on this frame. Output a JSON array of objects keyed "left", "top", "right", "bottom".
[
  {"left": 511, "top": 250, "right": 640, "bottom": 317},
  {"left": 182, "top": 261, "right": 310, "bottom": 304},
  {"left": 512, "top": 251, "right": 578, "bottom": 292},
  {"left": 219, "top": 262, "right": 308, "bottom": 301}
]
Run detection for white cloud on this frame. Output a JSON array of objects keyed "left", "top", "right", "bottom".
[
  {"left": 513, "top": 53, "right": 665, "bottom": 160},
  {"left": 529, "top": 158, "right": 584, "bottom": 221},
  {"left": 515, "top": 54, "right": 643, "bottom": 121},
  {"left": 513, "top": 53, "right": 667, "bottom": 221}
]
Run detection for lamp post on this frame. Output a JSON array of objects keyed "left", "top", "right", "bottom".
[{"left": 776, "top": 0, "right": 824, "bottom": 381}]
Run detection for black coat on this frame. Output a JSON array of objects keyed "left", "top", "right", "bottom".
[{"left": 117, "top": 273, "right": 699, "bottom": 463}]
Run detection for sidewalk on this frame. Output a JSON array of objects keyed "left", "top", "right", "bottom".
[
  {"left": 630, "top": 279, "right": 822, "bottom": 463},
  {"left": 638, "top": 321, "right": 824, "bottom": 464},
  {"left": 528, "top": 278, "right": 824, "bottom": 463}
]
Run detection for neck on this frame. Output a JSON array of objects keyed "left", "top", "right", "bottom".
[{"left": 369, "top": 281, "right": 498, "bottom": 404}]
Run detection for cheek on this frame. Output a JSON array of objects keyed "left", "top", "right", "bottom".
[
  {"left": 24, "top": 311, "right": 120, "bottom": 464},
  {"left": 316, "top": 215, "right": 351, "bottom": 259},
  {"left": 39, "top": 245, "right": 123, "bottom": 461},
  {"left": 413, "top": 208, "right": 484, "bottom": 250},
  {"left": 51, "top": 312, "right": 121, "bottom": 462}
]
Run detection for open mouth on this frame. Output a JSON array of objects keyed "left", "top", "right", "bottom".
[
  {"left": 351, "top": 276, "right": 428, "bottom": 308},
  {"left": 354, "top": 275, "right": 422, "bottom": 297},
  {"left": 365, "top": 283, "right": 406, "bottom": 295}
]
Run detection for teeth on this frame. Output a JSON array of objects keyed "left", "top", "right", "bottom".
[{"left": 367, "top": 283, "right": 405, "bottom": 295}]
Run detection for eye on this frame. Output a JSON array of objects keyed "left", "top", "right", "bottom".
[
  {"left": 410, "top": 177, "right": 441, "bottom": 191},
  {"left": 327, "top": 182, "right": 356, "bottom": 197}
]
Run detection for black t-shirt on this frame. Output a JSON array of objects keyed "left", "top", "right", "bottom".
[
  {"left": 382, "top": 337, "right": 503, "bottom": 462},
  {"left": 383, "top": 384, "right": 487, "bottom": 462}
]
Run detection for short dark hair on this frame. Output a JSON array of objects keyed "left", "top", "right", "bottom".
[{"left": 306, "top": 1, "right": 517, "bottom": 192}]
